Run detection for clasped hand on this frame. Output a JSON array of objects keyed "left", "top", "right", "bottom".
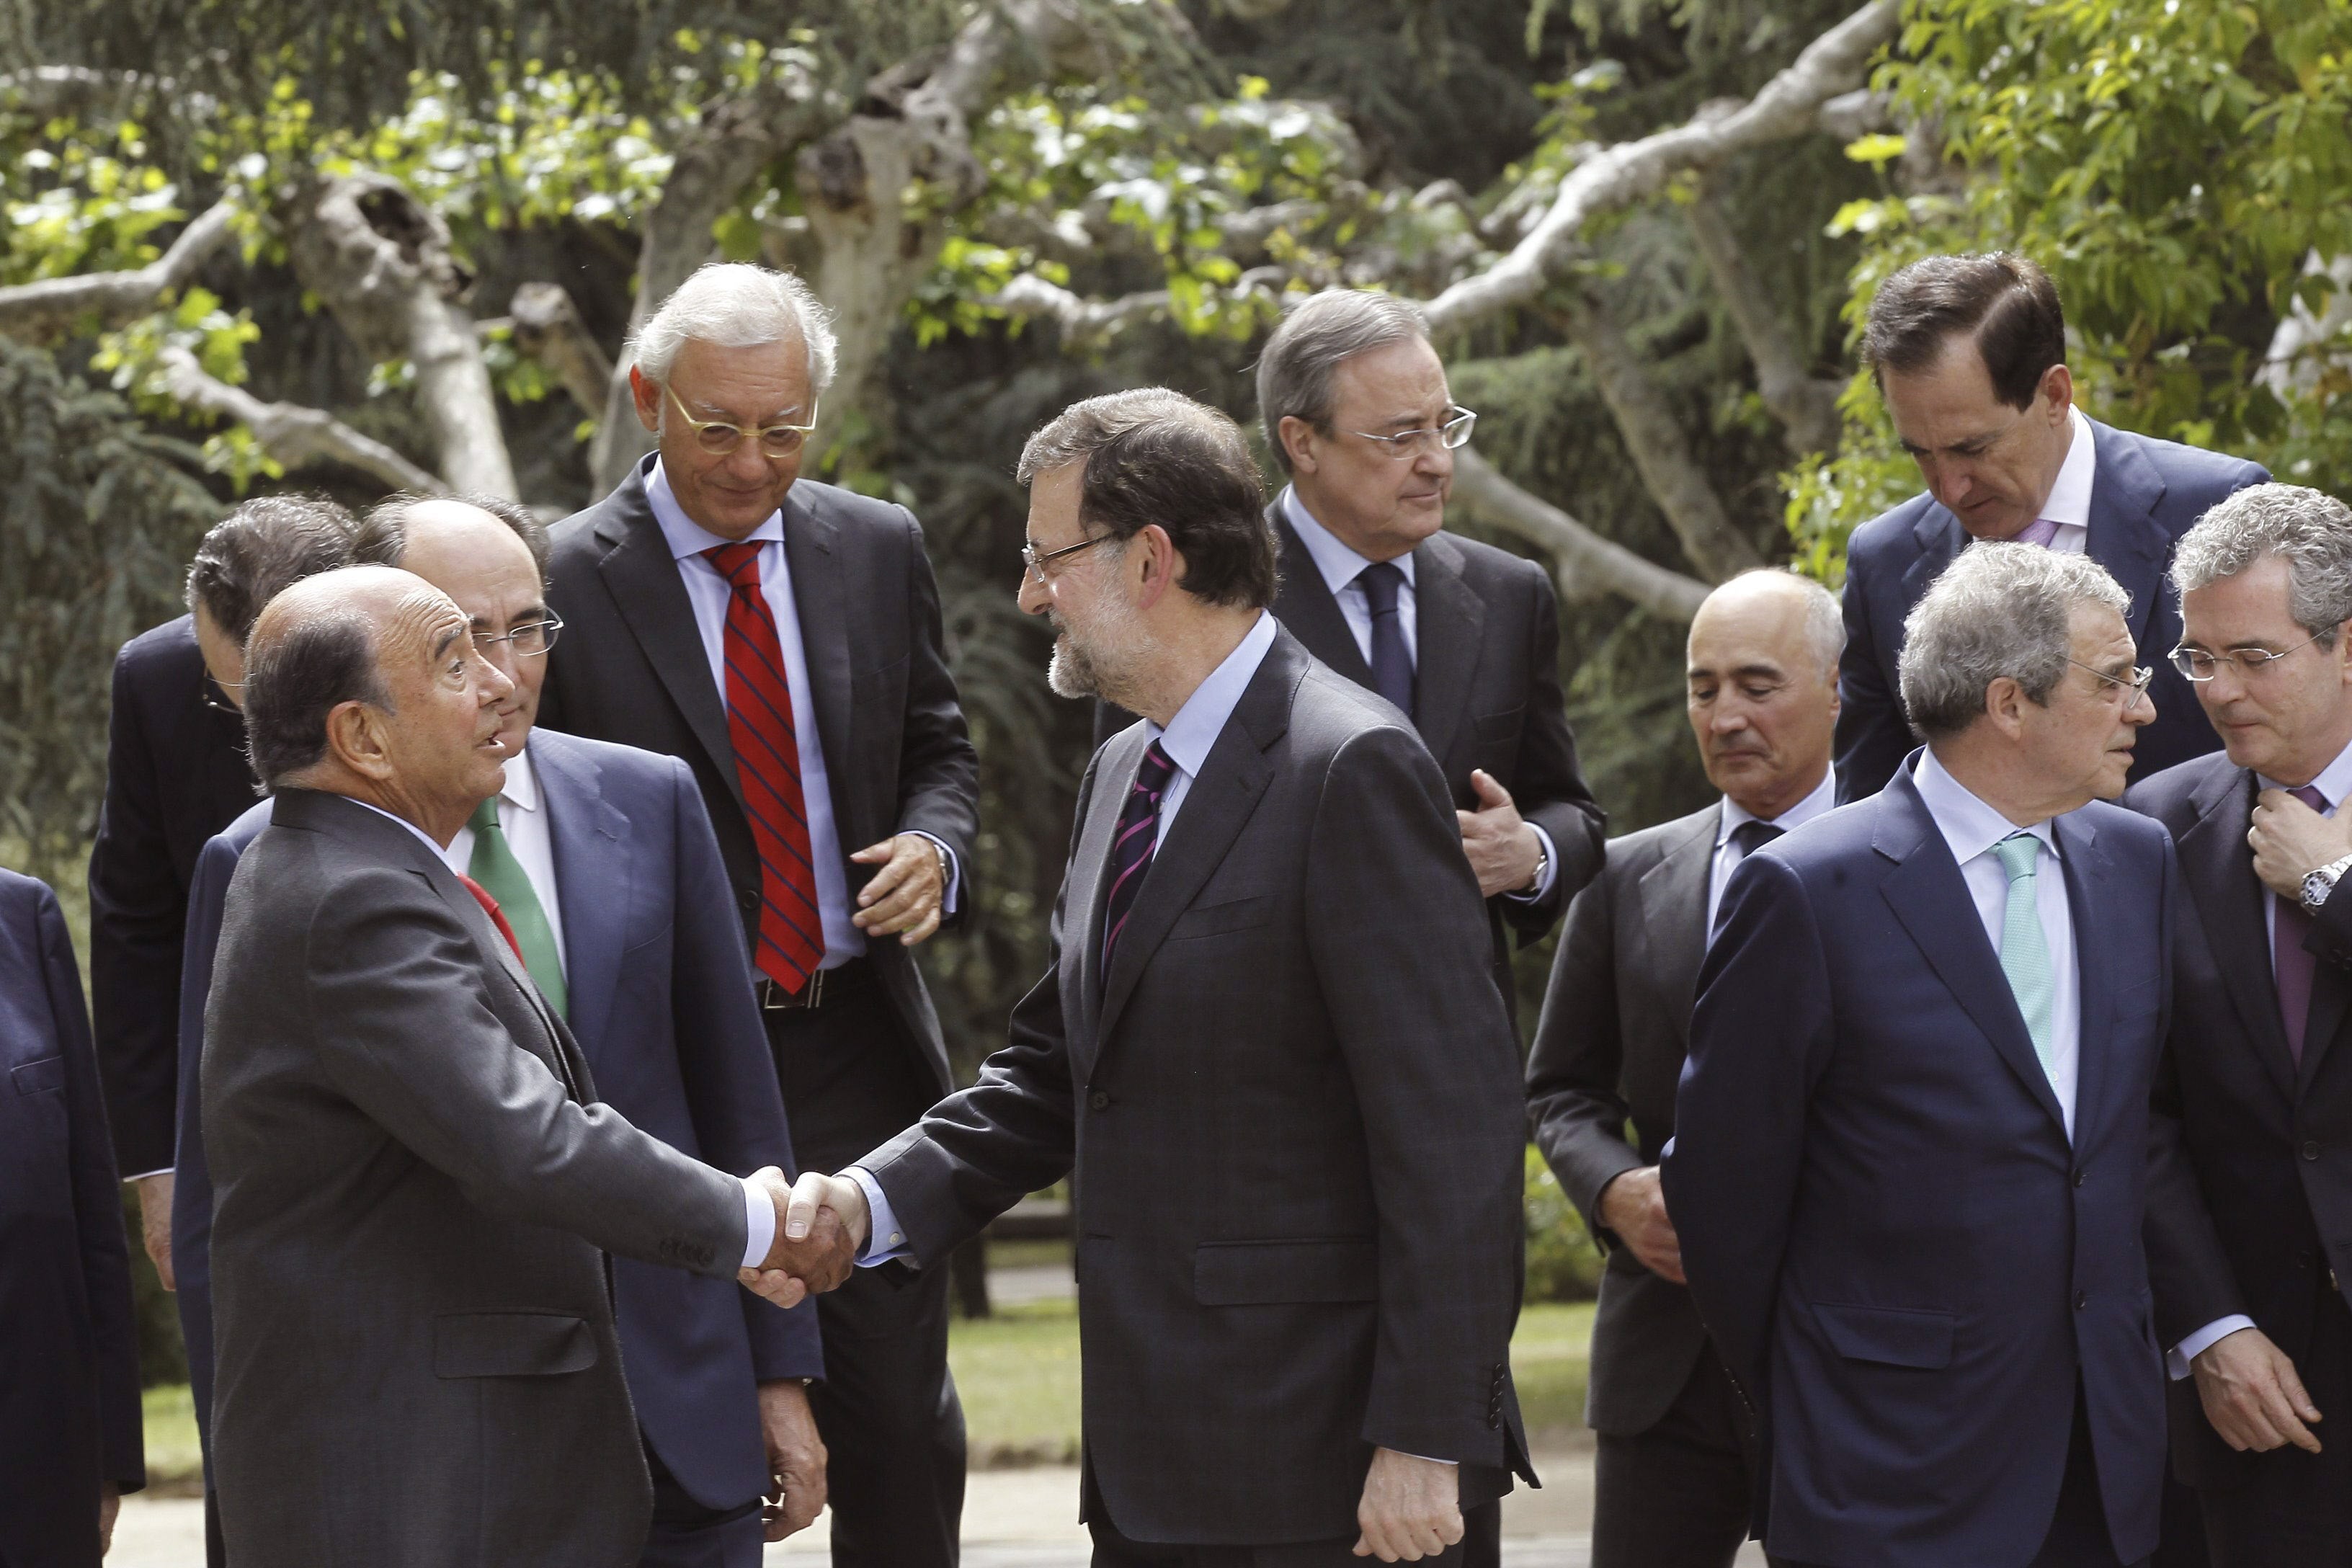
[{"left": 739, "top": 1168, "right": 872, "bottom": 1308}]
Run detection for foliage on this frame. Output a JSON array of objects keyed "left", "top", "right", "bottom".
[{"left": 1525, "top": 1142, "right": 1605, "bottom": 1302}]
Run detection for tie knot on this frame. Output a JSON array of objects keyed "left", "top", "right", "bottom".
[
  {"left": 468, "top": 796, "right": 503, "bottom": 835},
  {"left": 1728, "top": 818, "right": 1783, "bottom": 859},
  {"left": 1994, "top": 832, "right": 2043, "bottom": 883},
  {"left": 2012, "top": 517, "right": 2062, "bottom": 548},
  {"left": 1136, "top": 740, "right": 1177, "bottom": 793},
  {"left": 703, "top": 542, "right": 763, "bottom": 590},
  {"left": 1358, "top": 561, "right": 1405, "bottom": 614},
  {"left": 2293, "top": 784, "right": 2330, "bottom": 814}
]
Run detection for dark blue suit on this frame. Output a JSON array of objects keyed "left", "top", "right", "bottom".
[
  {"left": 0, "top": 870, "right": 143, "bottom": 1568},
  {"left": 1665, "top": 765, "right": 2183, "bottom": 1566},
  {"left": 176, "top": 730, "right": 819, "bottom": 1560},
  {"left": 1836, "top": 419, "right": 2266, "bottom": 801}
]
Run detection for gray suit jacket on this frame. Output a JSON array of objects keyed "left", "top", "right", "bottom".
[
  {"left": 865, "top": 627, "right": 1534, "bottom": 1546},
  {"left": 202, "top": 788, "right": 750, "bottom": 1568},
  {"left": 1525, "top": 804, "right": 1721, "bottom": 1435}
]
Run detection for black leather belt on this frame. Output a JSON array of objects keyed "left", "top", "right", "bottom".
[{"left": 756, "top": 958, "right": 876, "bottom": 1013}]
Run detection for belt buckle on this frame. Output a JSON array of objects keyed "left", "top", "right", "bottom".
[{"left": 761, "top": 970, "right": 824, "bottom": 1012}]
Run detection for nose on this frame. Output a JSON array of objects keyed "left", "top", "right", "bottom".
[
  {"left": 1017, "top": 569, "right": 1050, "bottom": 617},
  {"left": 1416, "top": 440, "right": 1453, "bottom": 484},
  {"left": 474, "top": 649, "right": 515, "bottom": 703}
]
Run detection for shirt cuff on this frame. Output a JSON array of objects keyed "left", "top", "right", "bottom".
[
  {"left": 2168, "top": 1315, "right": 2256, "bottom": 1380},
  {"left": 123, "top": 1167, "right": 174, "bottom": 1184},
  {"left": 1503, "top": 824, "right": 1559, "bottom": 904},
  {"left": 908, "top": 832, "right": 962, "bottom": 917},
  {"left": 740, "top": 1175, "right": 777, "bottom": 1270},
  {"left": 848, "top": 1165, "right": 912, "bottom": 1267}
]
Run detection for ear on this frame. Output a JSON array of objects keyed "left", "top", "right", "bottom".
[
  {"left": 323, "top": 699, "right": 397, "bottom": 782},
  {"left": 1982, "top": 674, "right": 2029, "bottom": 740},
  {"left": 1132, "top": 525, "right": 1187, "bottom": 613},
  {"left": 1278, "top": 414, "right": 1320, "bottom": 476},
  {"left": 2038, "top": 362, "right": 2074, "bottom": 420},
  {"left": 630, "top": 365, "right": 663, "bottom": 435}
]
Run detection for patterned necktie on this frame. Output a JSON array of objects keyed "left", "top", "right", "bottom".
[
  {"left": 703, "top": 543, "right": 824, "bottom": 992},
  {"left": 1102, "top": 741, "right": 1177, "bottom": 968},
  {"left": 455, "top": 873, "right": 525, "bottom": 967},
  {"left": 1356, "top": 561, "right": 1416, "bottom": 718},
  {"left": 1995, "top": 832, "right": 2059, "bottom": 1077},
  {"left": 467, "top": 797, "right": 568, "bottom": 1017},
  {"left": 2273, "top": 783, "right": 2330, "bottom": 1062},
  {"left": 1713, "top": 819, "right": 1785, "bottom": 936},
  {"left": 2013, "top": 517, "right": 2062, "bottom": 548}
]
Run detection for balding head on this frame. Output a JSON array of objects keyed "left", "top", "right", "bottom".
[
  {"left": 1685, "top": 569, "right": 1843, "bottom": 819},
  {"left": 355, "top": 496, "right": 553, "bottom": 753}
]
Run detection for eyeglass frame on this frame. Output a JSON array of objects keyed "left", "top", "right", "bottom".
[
  {"left": 1020, "top": 532, "right": 1118, "bottom": 584},
  {"left": 200, "top": 669, "right": 244, "bottom": 716},
  {"left": 662, "top": 383, "right": 821, "bottom": 459},
  {"left": 1342, "top": 406, "right": 1478, "bottom": 460},
  {"left": 2067, "top": 657, "right": 2156, "bottom": 703},
  {"left": 473, "top": 612, "right": 566, "bottom": 658},
  {"left": 2168, "top": 633, "right": 2330, "bottom": 682}
]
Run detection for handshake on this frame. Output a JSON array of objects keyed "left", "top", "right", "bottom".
[{"left": 739, "top": 1170, "right": 875, "bottom": 1308}]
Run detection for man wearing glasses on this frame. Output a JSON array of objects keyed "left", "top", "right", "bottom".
[
  {"left": 1835, "top": 251, "right": 2268, "bottom": 804},
  {"left": 540, "top": 262, "right": 979, "bottom": 1568},
  {"left": 2124, "top": 484, "right": 2352, "bottom": 1564}
]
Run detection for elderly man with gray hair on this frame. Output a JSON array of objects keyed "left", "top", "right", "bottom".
[
  {"left": 1667, "top": 543, "right": 2208, "bottom": 1565},
  {"left": 2124, "top": 483, "right": 2352, "bottom": 1564},
  {"left": 542, "top": 261, "right": 980, "bottom": 1567}
]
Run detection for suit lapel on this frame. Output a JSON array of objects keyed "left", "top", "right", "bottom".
[
  {"left": 1066, "top": 727, "right": 1146, "bottom": 1074},
  {"left": 532, "top": 736, "right": 631, "bottom": 1072},
  {"left": 780, "top": 487, "right": 857, "bottom": 835},
  {"left": 1407, "top": 532, "right": 1479, "bottom": 772},
  {"left": 1635, "top": 806, "right": 1720, "bottom": 1045},
  {"left": 2082, "top": 419, "right": 2170, "bottom": 649},
  {"left": 2176, "top": 765, "right": 2300, "bottom": 1099},
  {"left": 1902, "top": 503, "right": 1964, "bottom": 617},
  {"left": 2301, "top": 912, "right": 2351, "bottom": 1095},
  {"left": 2054, "top": 811, "right": 2117, "bottom": 1147},
  {"left": 1271, "top": 507, "right": 1376, "bottom": 689},
  {"left": 594, "top": 466, "right": 741, "bottom": 811}
]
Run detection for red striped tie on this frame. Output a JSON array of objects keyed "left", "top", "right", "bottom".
[
  {"left": 703, "top": 543, "right": 825, "bottom": 992},
  {"left": 1102, "top": 741, "right": 1177, "bottom": 967}
]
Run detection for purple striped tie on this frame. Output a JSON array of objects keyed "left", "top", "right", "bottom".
[
  {"left": 2275, "top": 783, "right": 2331, "bottom": 1062},
  {"left": 1102, "top": 741, "right": 1177, "bottom": 968}
]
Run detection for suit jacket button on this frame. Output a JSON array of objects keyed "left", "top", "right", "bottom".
[
  {"left": 2075, "top": 1291, "right": 2088, "bottom": 1311},
  {"left": 2073, "top": 1167, "right": 2087, "bottom": 1188},
  {"left": 2304, "top": 1140, "right": 2323, "bottom": 1161},
  {"left": 1089, "top": 1090, "right": 1111, "bottom": 1111}
]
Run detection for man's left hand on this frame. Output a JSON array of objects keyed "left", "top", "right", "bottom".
[
  {"left": 1353, "top": 1448, "right": 1462, "bottom": 1562},
  {"left": 850, "top": 834, "right": 946, "bottom": 945},
  {"left": 1458, "top": 770, "right": 1541, "bottom": 899},
  {"left": 2250, "top": 788, "right": 2352, "bottom": 900},
  {"left": 757, "top": 1380, "right": 828, "bottom": 1541}
]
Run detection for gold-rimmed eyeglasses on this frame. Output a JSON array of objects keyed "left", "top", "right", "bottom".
[
  {"left": 2070, "top": 659, "right": 2156, "bottom": 702},
  {"left": 2169, "top": 635, "right": 2327, "bottom": 682},
  {"left": 663, "top": 383, "right": 820, "bottom": 459},
  {"left": 1345, "top": 406, "right": 1478, "bottom": 460}
]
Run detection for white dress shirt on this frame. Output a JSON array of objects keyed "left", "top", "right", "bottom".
[
  {"left": 440, "top": 745, "right": 566, "bottom": 986},
  {"left": 645, "top": 460, "right": 958, "bottom": 968},
  {"left": 1282, "top": 486, "right": 1557, "bottom": 902},
  {"left": 1707, "top": 767, "right": 1837, "bottom": 935},
  {"left": 2033, "top": 405, "right": 2096, "bottom": 554}
]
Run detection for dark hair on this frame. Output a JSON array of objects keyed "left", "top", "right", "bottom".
[
  {"left": 184, "top": 495, "right": 358, "bottom": 644},
  {"left": 241, "top": 604, "right": 393, "bottom": 788},
  {"left": 1863, "top": 252, "right": 2067, "bottom": 411},
  {"left": 1015, "top": 388, "right": 1276, "bottom": 610},
  {"left": 353, "top": 491, "right": 551, "bottom": 582}
]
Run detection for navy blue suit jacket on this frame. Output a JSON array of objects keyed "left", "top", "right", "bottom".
[
  {"left": 175, "top": 729, "right": 819, "bottom": 1510},
  {"left": 1664, "top": 764, "right": 2182, "bottom": 1565},
  {"left": 0, "top": 870, "right": 143, "bottom": 1568},
  {"left": 1836, "top": 419, "right": 2267, "bottom": 801}
]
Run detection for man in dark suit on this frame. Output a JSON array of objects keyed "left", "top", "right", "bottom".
[
  {"left": 762, "top": 388, "right": 1533, "bottom": 1565},
  {"left": 0, "top": 869, "right": 142, "bottom": 1567},
  {"left": 1528, "top": 568, "right": 1841, "bottom": 1567},
  {"left": 177, "top": 494, "right": 829, "bottom": 1567},
  {"left": 540, "top": 263, "right": 979, "bottom": 1567},
  {"left": 2122, "top": 483, "right": 2352, "bottom": 1563},
  {"left": 202, "top": 565, "right": 845, "bottom": 1568},
  {"left": 1668, "top": 543, "right": 2219, "bottom": 1566},
  {"left": 1102, "top": 289, "right": 1604, "bottom": 1023},
  {"left": 1835, "top": 251, "right": 2267, "bottom": 801},
  {"left": 89, "top": 495, "right": 352, "bottom": 1294}
]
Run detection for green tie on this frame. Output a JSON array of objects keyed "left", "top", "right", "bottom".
[
  {"left": 468, "top": 796, "right": 569, "bottom": 1018},
  {"left": 1994, "top": 832, "right": 2055, "bottom": 1074}
]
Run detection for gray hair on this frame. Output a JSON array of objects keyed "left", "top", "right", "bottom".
[
  {"left": 1709, "top": 568, "right": 1845, "bottom": 677},
  {"left": 1898, "top": 543, "right": 2131, "bottom": 738},
  {"left": 2170, "top": 483, "right": 2352, "bottom": 643},
  {"left": 1255, "top": 289, "right": 1430, "bottom": 473},
  {"left": 629, "top": 262, "right": 838, "bottom": 394}
]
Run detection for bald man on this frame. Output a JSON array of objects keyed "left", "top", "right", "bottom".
[
  {"left": 1528, "top": 569, "right": 1842, "bottom": 1567},
  {"left": 200, "top": 566, "right": 845, "bottom": 1568}
]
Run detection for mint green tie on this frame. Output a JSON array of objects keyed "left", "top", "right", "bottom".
[
  {"left": 1994, "top": 832, "right": 2055, "bottom": 1073},
  {"left": 467, "top": 797, "right": 569, "bottom": 1018}
]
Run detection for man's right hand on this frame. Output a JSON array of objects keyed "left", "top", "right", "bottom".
[
  {"left": 1596, "top": 1165, "right": 1683, "bottom": 1285},
  {"left": 739, "top": 1169, "right": 869, "bottom": 1308},
  {"left": 2193, "top": 1325, "right": 2322, "bottom": 1453},
  {"left": 134, "top": 1172, "right": 176, "bottom": 1291}
]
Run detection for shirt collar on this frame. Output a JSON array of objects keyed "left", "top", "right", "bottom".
[
  {"left": 1912, "top": 745, "right": 2063, "bottom": 867},
  {"left": 1146, "top": 612, "right": 1279, "bottom": 780},
  {"left": 646, "top": 458, "right": 785, "bottom": 561},
  {"left": 346, "top": 797, "right": 453, "bottom": 857},
  {"left": 2258, "top": 732, "right": 2352, "bottom": 810},
  {"left": 1282, "top": 486, "right": 1416, "bottom": 596},
  {"left": 1717, "top": 765, "right": 1838, "bottom": 847},
  {"left": 497, "top": 744, "right": 540, "bottom": 814},
  {"left": 2041, "top": 406, "right": 2096, "bottom": 530}
]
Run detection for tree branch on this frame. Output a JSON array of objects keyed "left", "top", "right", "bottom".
[
  {"left": 1450, "top": 448, "right": 1710, "bottom": 621},
  {"left": 506, "top": 282, "right": 613, "bottom": 419},
  {"left": 1420, "top": 0, "right": 1899, "bottom": 336},
  {"left": 0, "top": 200, "right": 236, "bottom": 344},
  {"left": 1685, "top": 179, "right": 1843, "bottom": 457},
  {"left": 156, "top": 346, "right": 448, "bottom": 494}
]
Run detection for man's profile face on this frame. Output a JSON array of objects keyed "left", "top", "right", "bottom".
[
  {"left": 2179, "top": 553, "right": 2352, "bottom": 785},
  {"left": 396, "top": 503, "right": 547, "bottom": 757},
  {"left": 374, "top": 587, "right": 514, "bottom": 814},
  {"left": 2014, "top": 601, "right": 2151, "bottom": 806},
  {"left": 631, "top": 335, "right": 813, "bottom": 543},
  {"left": 1881, "top": 336, "right": 2075, "bottom": 543},
  {"left": 1016, "top": 463, "right": 1142, "bottom": 703},
  {"left": 1283, "top": 336, "right": 1454, "bottom": 562},
  {"left": 1685, "top": 586, "right": 1839, "bottom": 816}
]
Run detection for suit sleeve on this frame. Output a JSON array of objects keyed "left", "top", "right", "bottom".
[
  {"left": 658, "top": 760, "right": 824, "bottom": 1378},
  {"left": 1309, "top": 724, "right": 1526, "bottom": 1470},
  {"left": 1831, "top": 547, "right": 1910, "bottom": 804},
  {"left": 303, "top": 868, "right": 750, "bottom": 1278},
  {"left": 1525, "top": 865, "right": 1644, "bottom": 1240},
  {"left": 1504, "top": 566, "right": 1605, "bottom": 937},
  {"left": 88, "top": 649, "right": 186, "bottom": 1175},
  {"left": 1662, "top": 850, "right": 1835, "bottom": 1407},
  {"left": 37, "top": 886, "right": 146, "bottom": 1492},
  {"left": 890, "top": 508, "right": 981, "bottom": 922}
]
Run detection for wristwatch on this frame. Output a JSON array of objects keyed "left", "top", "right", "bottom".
[
  {"left": 2301, "top": 852, "right": 2352, "bottom": 913},
  {"left": 1520, "top": 833, "right": 1549, "bottom": 895}
]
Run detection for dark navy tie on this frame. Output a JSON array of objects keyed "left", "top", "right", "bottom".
[
  {"left": 1357, "top": 561, "right": 1415, "bottom": 717},
  {"left": 1102, "top": 741, "right": 1177, "bottom": 968},
  {"left": 2275, "top": 783, "right": 2330, "bottom": 1061}
]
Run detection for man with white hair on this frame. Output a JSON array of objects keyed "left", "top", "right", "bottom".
[
  {"left": 543, "top": 262, "right": 980, "bottom": 1567},
  {"left": 1667, "top": 545, "right": 2211, "bottom": 1566}
]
